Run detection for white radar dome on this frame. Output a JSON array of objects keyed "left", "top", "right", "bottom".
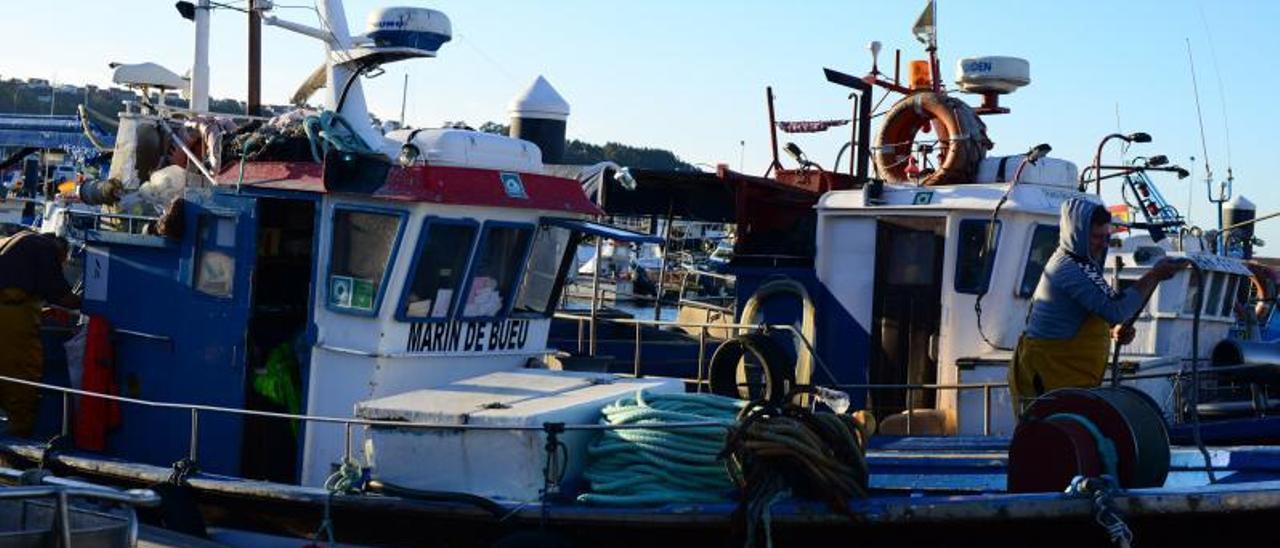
[
  {"left": 365, "top": 7, "right": 452, "bottom": 56},
  {"left": 955, "top": 56, "right": 1030, "bottom": 94}
]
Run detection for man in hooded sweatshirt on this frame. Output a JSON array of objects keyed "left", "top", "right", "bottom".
[{"left": 1009, "top": 198, "right": 1185, "bottom": 416}]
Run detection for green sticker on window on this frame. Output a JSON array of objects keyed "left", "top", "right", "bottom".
[{"left": 351, "top": 278, "right": 376, "bottom": 311}]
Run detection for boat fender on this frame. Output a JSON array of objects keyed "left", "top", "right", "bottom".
[
  {"left": 708, "top": 332, "right": 795, "bottom": 403},
  {"left": 873, "top": 91, "right": 992, "bottom": 186}
]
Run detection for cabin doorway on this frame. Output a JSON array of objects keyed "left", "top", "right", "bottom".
[
  {"left": 241, "top": 197, "right": 317, "bottom": 482},
  {"left": 869, "top": 217, "right": 944, "bottom": 417}
]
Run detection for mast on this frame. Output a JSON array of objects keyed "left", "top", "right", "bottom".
[{"left": 191, "top": 0, "right": 210, "bottom": 112}]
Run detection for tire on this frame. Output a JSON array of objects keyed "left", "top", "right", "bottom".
[{"left": 708, "top": 333, "right": 795, "bottom": 403}]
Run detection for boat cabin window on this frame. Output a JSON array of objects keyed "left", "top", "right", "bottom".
[
  {"left": 194, "top": 214, "right": 237, "bottom": 298},
  {"left": 1182, "top": 269, "right": 1202, "bottom": 315},
  {"left": 459, "top": 222, "right": 534, "bottom": 319},
  {"left": 1018, "top": 225, "right": 1060, "bottom": 298},
  {"left": 327, "top": 207, "right": 404, "bottom": 315},
  {"left": 954, "top": 219, "right": 1001, "bottom": 294},
  {"left": 1221, "top": 275, "right": 1240, "bottom": 317},
  {"left": 400, "top": 219, "right": 479, "bottom": 321},
  {"left": 1205, "top": 272, "right": 1226, "bottom": 318},
  {"left": 513, "top": 224, "right": 578, "bottom": 317}
]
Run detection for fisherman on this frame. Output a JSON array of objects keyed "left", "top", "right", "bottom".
[
  {"left": 0, "top": 230, "right": 80, "bottom": 436},
  {"left": 1010, "top": 198, "right": 1186, "bottom": 415}
]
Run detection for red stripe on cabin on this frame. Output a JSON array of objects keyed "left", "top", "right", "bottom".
[
  {"left": 376, "top": 165, "right": 602, "bottom": 215},
  {"left": 216, "top": 161, "right": 600, "bottom": 215}
]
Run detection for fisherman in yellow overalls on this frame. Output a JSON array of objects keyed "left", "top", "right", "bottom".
[
  {"left": 1010, "top": 199, "right": 1184, "bottom": 417},
  {"left": 0, "top": 231, "right": 80, "bottom": 436}
]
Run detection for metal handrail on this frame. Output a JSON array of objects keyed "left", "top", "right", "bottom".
[
  {"left": 0, "top": 374, "right": 729, "bottom": 434},
  {"left": 0, "top": 466, "right": 158, "bottom": 548}
]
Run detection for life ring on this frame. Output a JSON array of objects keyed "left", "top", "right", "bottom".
[
  {"left": 708, "top": 332, "right": 795, "bottom": 403},
  {"left": 873, "top": 92, "right": 992, "bottom": 186},
  {"left": 1245, "top": 262, "right": 1278, "bottom": 322}
]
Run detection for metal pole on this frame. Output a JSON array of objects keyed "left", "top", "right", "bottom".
[
  {"left": 633, "top": 322, "right": 642, "bottom": 378},
  {"left": 696, "top": 326, "right": 707, "bottom": 393},
  {"left": 653, "top": 202, "right": 674, "bottom": 321},
  {"left": 982, "top": 384, "right": 992, "bottom": 436},
  {"left": 589, "top": 238, "right": 601, "bottom": 356},
  {"left": 247, "top": 0, "right": 262, "bottom": 116},
  {"left": 189, "top": 409, "right": 199, "bottom": 462},
  {"left": 905, "top": 389, "right": 914, "bottom": 436},
  {"left": 60, "top": 392, "right": 70, "bottom": 437},
  {"left": 56, "top": 490, "right": 72, "bottom": 548},
  {"left": 399, "top": 74, "right": 409, "bottom": 126}
]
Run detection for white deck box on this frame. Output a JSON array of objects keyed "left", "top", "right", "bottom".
[{"left": 356, "top": 369, "right": 683, "bottom": 501}]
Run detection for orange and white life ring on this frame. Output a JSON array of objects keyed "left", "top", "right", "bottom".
[
  {"left": 873, "top": 92, "right": 992, "bottom": 186},
  {"left": 1245, "top": 262, "right": 1278, "bottom": 322}
]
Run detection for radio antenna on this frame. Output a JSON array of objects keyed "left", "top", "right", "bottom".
[
  {"left": 1199, "top": 4, "right": 1234, "bottom": 183},
  {"left": 1185, "top": 38, "right": 1212, "bottom": 188}
]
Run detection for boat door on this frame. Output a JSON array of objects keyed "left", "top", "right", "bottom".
[
  {"left": 869, "top": 217, "right": 944, "bottom": 416},
  {"left": 86, "top": 191, "right": 258, "bottom": 475}
]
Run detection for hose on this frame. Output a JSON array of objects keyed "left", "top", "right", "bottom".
[
  {"left": 1187, "top": 262, "right": 1216, "bottom": 483},
  {"left": 739, "top": 279, "right": 818, "bottom": 389},
  {"left": 576, "top": 392, "right": 745, "bottom": 506},
  {"left": 370, "top": 480, "right": 509, "bottom": 519}
]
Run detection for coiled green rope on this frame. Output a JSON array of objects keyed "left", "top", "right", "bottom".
[{"left": 576, "top": 391, "right": 745, "bottom": 506}]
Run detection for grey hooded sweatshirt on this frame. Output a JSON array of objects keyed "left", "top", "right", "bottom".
[{"left": 1024, "top": 198, "right": 1145, "bottom": 339}]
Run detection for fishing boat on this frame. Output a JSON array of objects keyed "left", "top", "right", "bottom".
[{"left": 6, "top": 2, "right": 1280, "bottom": 547}]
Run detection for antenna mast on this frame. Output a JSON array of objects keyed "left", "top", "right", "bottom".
[{"left": 1186, "top": 38, "right": 1227, "bottom": 253}]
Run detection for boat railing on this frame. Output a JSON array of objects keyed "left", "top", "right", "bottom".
[
  {"left": 0, "top": 466, "right": 159, "bottom": 547},
  {"left": 552, "top": 310, "right": 1265, "bottom": 435},
  {"left": 65, "top": 209, "right": 162, "bottom": 237},
  {"left": 0, "top": 357, "right": 1261, "bottom": 471}
]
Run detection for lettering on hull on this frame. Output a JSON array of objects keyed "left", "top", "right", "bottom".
[{"left": 405, "top": 319, "right": 532, "bottom": 353}]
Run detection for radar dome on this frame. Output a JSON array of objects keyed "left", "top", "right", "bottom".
[{"left": 955, "top": 56, "right": 1030, "bottom": 94}]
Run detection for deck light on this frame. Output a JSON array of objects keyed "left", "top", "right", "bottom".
[
  {"left": 1147, "top": 155, "right": 1169, "bottom": 167},
  {"left": 784, "top": 142, "right": 809, "bottom": 166},
  {"left": 1174, "top": 167, "right": 1191, "bottom": 179},
  {"left": 175, "top": 1, "right": 196, "bottom": 20},
  {"left": 1088, "top": 132, "right": 1153, "bottom": 193}
]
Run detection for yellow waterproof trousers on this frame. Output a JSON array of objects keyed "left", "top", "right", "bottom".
[
  {"left": 1009, "top": 315, "right": 1111, "bottom": 418},
  {"left": 0, "top": 288, "right": 42, "bottom": 437}
]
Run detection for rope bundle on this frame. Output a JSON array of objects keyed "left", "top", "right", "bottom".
[
  {"left": 724, "top": 399, "right": 874, "bottom": 547},
  {"left": 576, "top": 392, "right": 745, "bottom": 506}
]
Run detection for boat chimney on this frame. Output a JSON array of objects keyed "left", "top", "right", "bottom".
[
  {"left": 1224, "top": 194, "right": 1256, "bottom": 258},
  {"left": 508, "top": 76, "right": 569, "bottom": 164}
]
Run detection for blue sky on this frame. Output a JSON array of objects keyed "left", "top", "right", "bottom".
[{"left": 3, "top": 1, "right": 1278, "bottom": 248}]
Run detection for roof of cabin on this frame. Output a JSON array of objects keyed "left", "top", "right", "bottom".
[{"left": 817, "top": 181, "right": 1097, "bottom": 217}]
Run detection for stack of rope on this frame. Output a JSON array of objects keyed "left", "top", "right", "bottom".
[
  {"left": 576, "top": 392, "right": 745, "bottom": 506},
  {"left": 724, "top": 397, "right": 874, "bottom": 547}
]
